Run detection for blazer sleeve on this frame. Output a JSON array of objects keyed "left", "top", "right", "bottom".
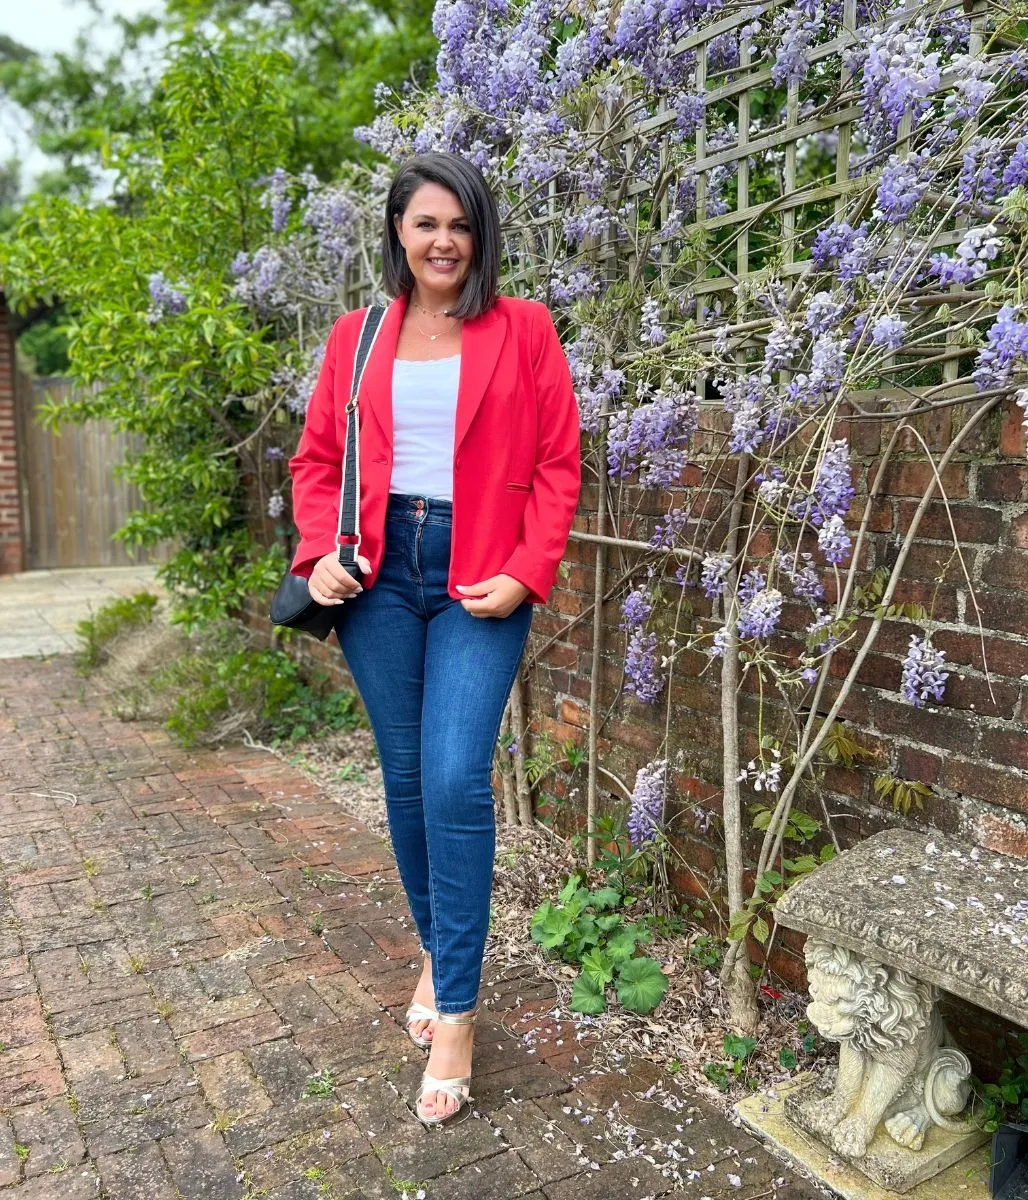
[
  {"left": 500, "top": 304, "right": 582, "bottom": 604},
  {"left": 288, "top": 317, "right": 346, "bottom": 578}
]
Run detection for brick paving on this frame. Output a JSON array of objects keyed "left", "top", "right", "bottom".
[{"left": 0, "top": 655, "right": 821, "bottom": 1200}]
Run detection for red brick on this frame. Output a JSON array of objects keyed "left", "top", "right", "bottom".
[
  {"left": 943, "top": 674, "right": 1021, "bottom": 720},
  {"left": 878, "top": 460, "right": 969, "bottom": 498},
  {"left": 980, "top": 727, "right": 1028, "bottom": 770},
  {"left": 999, "top": 397, "right": 1028, "bottom": 457},
  {"left": 940, "top": 757, "right": 1028, "bottom": 813},
  {"left": 931, "top": 631, "right": 1028, "bottom": 681},
  {"left": 896, "top": 501, "right": 1002, "bottom": 545},
  {"left": 982, "top": 549, "right": 1028, "bottom": 592},
  {"left": 977, "top": 463, "right": 1028, "bottom": 502},
  {"left": 539, "top": 643, "right": 578, "bottom": 669},
  {"left": 895, "top": 746, "right": 943, "bottom": 785},
  {"left": 1013, "top": 513, "right": 1028, "bottom": 550},
  {"left": 977, "top": 812, "right": 1028, "bottom": 858},
  {"left": 979, "top": 590, "right": 1028, "bottom": 637},
  {"left": 902, "top": 541, "right": 979, "bottom": 586},
  {"left": 559, "top": 698, "right": 589, "bottom": 728}
]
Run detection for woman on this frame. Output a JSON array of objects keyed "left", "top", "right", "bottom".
[{"left": 288, "top": 152, "right": 581, "bottom": 1125}]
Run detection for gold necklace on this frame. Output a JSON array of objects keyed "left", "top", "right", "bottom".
[{"left": 412, "top": 298, "right": 454, "bottom": 319}]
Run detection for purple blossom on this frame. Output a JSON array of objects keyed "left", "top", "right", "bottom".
[
  {"left": 763, "top": 322, "right": 801, "bottom": 375},
  {"left": 805, "top": 292, "right": 846, "bottom": 336},
  {"left": 859, "top": 24, "right": 941, "bottom": 145},
  {"left": 737, "top": 587, "right": 783, "bottom": 641},
  {"left": 811, "top": 222, "right": 867, "bottom": 270},
  {"left": 901, "top": 635, "right": 949, "bottom": 707},
  {"left": 722, "top": 375, "right": 766, "bottom": 454},
  {"left": 640, "top": 298, "right": 667, "bottom": 346},
  {"left": 710, "top": 625, "right": 731, "bottom": 658},
  {"left": 650, "top": 507, "right": 689, "bottom": 550},
  {"left": 577, "top": 366, "right": 625, "bottom": 435},
  {"left": 929, "top": 224, "right": 1002, "bottom": 287},
  {"left": 959, "top": 137, "right": 1005, "bottom": 211},
  {"left": 607, "top": 389, "right": 698, "bottom": 487},
  {"left": 738, "top": 568, "right": 765, "bottom": 604},
  {"left": 261, "top": 167, "right": 292, "bottom": 234},
  {"left": 264, "top": 446, "right": 285, "bottom": 461},
  {"left": 1003, "top": 138, "right": 1028, "bottom": 192},
  {"left": 625, "top": 628, "right": 664, "bottom": 703},
  {"left": 627, "top": 759, "right": 666, "bottom": 845},
  {"left": 874, "top": 153, "right": 929, "bottom": 224},
  {"left": 811, "top": 440, "right": 855, "bottom": 525},
  {"left": 943, "top": 55, "right": 995, "bottom": 123},
  {"left": 771, "top": 4, "right": 820, "bottom": 87},
  {"left": 870, "top": 315, "right": 906, "bottom": 350},
  {"left": 817, "top": 514, "right": 852, "bottom": 564},
  {"left": 267, "top": 491, "right": 285, "bottom": 519},
  {"left": 700, "top": 553, "right": 731, "bottom": 599},
  {"left": 777, "top": 551, "right": 825, "bottom": 607},
  {"left": 809, "top": 335, "right": 847, "bottom": 394},
  {"left": 674, "top": 93, "right": 706, "bottom": 135},
  {"left": 621, "top": 586, "right": 652, "bottom": 629},
  {"left": 147, "top": 272, "right": 188, "bottom": 320},
  {"left": 800, "top": 666, "right": 818, "bottom": 684},
  {"left": 973, "top": 305, "right": 1028, "bottom": 391}
]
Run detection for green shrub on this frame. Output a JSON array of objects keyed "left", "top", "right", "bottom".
[
  {"left": 530, "top": 873, "right": 670, "bottom": 1016},
  {"left": 145, "top": 623, "right": 364, "bottom": 748},
  {"left": 75, "top": 592, "right": 159, "bottom": 672}
]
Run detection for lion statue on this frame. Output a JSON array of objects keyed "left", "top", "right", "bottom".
[{"left": 802, "top": 938, "right": 972, "bottom": 1159}]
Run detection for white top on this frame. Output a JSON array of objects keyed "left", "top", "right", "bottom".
[{"left": 389, "top": 355, "right": 461, "bottom": 502}]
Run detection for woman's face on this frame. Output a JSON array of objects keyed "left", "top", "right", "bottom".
[{"left": 393, "top": 182, "right": 474, "bottom": 308}]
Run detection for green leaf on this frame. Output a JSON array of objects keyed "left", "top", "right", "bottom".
[
  {"left": 570, "top": 971, "right": 606, "bottom": 1015},
  {"left": 606, "top": 927, "right": 641, "bottom": 964},
  {"left": 530, "top": 903, "right": 574, "bottom": 950},
  {"left": 595, "top": 913, "right": 622, "bottom": 932},
  {"left": 752, "top": 916, "right": 770, "bottom": 944},
  {"left": 614, "top": 956, "right": 669, "bottom": 1015},
  {"left": 727, "top": 909, "right": 754, "bottom": 942},
  {"left": 724, "top": 1034, "right": 756, "bottom": 1062},
  {"left": 588, "top": 886, "right": 622, "bottom": 911},
  {"left": 779, "top": 1048, "right": 798, "bottom": 1070},
  {"left": 581, "top": 947, "right": 615, "bottom": 987}
]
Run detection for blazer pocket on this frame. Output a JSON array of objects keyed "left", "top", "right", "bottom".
[{"left": 505, "top": 481, "right": 531, "bottom": 492}]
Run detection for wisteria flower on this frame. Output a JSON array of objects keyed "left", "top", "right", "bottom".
[
  {"left": 627, "top": 759, "right": 667, "bottom": 845},
  {"left": 901, "top": 635, "right": 949, "bottom": 707}
]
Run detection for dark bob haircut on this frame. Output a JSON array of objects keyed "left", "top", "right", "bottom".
[{"left": 381, "top": 152, "right": 501, "bottom": 321}]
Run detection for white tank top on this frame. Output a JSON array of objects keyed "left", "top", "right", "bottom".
[{"left": 389, "top": 355, "right": 461, "bottom": 502}]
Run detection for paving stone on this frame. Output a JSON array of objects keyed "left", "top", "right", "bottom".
[
  {"left": 161, "top": 1128, "right": 246, "bottom": 1199},
  {"left": 11, "top": 1098, "right": 87, "bottom": 1178},
  {"left": 544, "top": 1154, "right": 676, "bottom": 1200},
  {"left": 248, "top": 1037, "right": 316, "bottom": 1104},
  {"left": 194, "top": 1050, "right": 274, "bottom": 1119},
  {"left": 0, "top": 1117, "right": 20, "bottom": 1187},
  {"left": 115, "top": 1015, "right": 181, "bottom": 1074},
  {"left": 416, "top": 1148, "right": 542, "bottom": 1200},
  {"left": 95, "top": 1143, "right": 182, "bottom": 1200},
  {"left": 59, "top": 1027, "right": 126, "bottom": 1093},
  {"left": 5, "top": 1165, "right": 102, "bottom": 1199}
]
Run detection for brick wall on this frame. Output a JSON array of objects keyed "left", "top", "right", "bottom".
[
  {"left": 247, "top": 393, "right": 1026, "bottom": 1023},
  {"left": 0, "top": 295, "right": 24, "bottom": 575}
]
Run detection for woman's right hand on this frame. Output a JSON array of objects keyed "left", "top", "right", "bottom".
[{"left": 308, "top": 552, "right": 371, "bottom": 605}]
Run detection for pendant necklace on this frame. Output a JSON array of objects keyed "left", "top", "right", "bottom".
[{"left": 412, "top": 299, "right": 459, "bottom": 342}]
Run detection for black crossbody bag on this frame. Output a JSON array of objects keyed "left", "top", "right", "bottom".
[{"left": 270, "top": 304, "right": 387, "bottom": 640}]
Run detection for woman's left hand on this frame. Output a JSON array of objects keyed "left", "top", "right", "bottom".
[{"left": 456, "top": 574, "right": 531, "bottom": 618}]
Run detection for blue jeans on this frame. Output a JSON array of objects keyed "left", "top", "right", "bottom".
[{"left": 334, "top": 493, "right": 532, "bottom": 1012}]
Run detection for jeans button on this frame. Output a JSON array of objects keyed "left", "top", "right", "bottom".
[{"left": 415, "top": 499, "right": 425, "bottom": 513}]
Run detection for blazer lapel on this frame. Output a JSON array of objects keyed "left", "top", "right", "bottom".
[
  {"left": 455, "top": 303, "right": 507, "bottom": 451},
  {"left": 356, "top": 293, "right": 407, "bottom": 446}
]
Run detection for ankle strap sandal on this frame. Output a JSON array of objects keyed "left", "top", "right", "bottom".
[{"left": 413, "top": 1009, "right": 477, "bottom": 1126}]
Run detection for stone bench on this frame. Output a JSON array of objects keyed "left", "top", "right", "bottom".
[{"left": 742, "top": 829, "right": 1028, "bottom": 1196}]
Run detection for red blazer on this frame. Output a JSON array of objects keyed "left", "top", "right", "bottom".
[{"left": 289, "top": 292, "right": 581, "bottom": 605}]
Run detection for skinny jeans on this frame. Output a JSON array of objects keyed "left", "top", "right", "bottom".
[{"left": 334, "top": 493, "right": 532, "bottom": 1012}]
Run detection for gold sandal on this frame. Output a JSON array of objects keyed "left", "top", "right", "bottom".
[
  {"left": 404, "top": 1000, "right": 438, "bottom": 1050},
  {"left": 413, "top": 1010, "right": 477, "bottom": 1126}
]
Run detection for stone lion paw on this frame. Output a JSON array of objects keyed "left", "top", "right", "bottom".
[
  {"left": 885, "top": 1111, "right": 927, "bottom": 1150},
  {"left": 813, "top": 1094, "right": 852, "bottom": 1133},
  {"left": 831, "top": 1114, "right": 872, "bottom": 1159}
]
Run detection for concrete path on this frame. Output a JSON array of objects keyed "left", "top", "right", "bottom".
[
  {"left": 0, "top": 654, "right": 821, "bottom": 1200},
  {"left": 0, "top": 567, "right": 160, "bottom": 658}
]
